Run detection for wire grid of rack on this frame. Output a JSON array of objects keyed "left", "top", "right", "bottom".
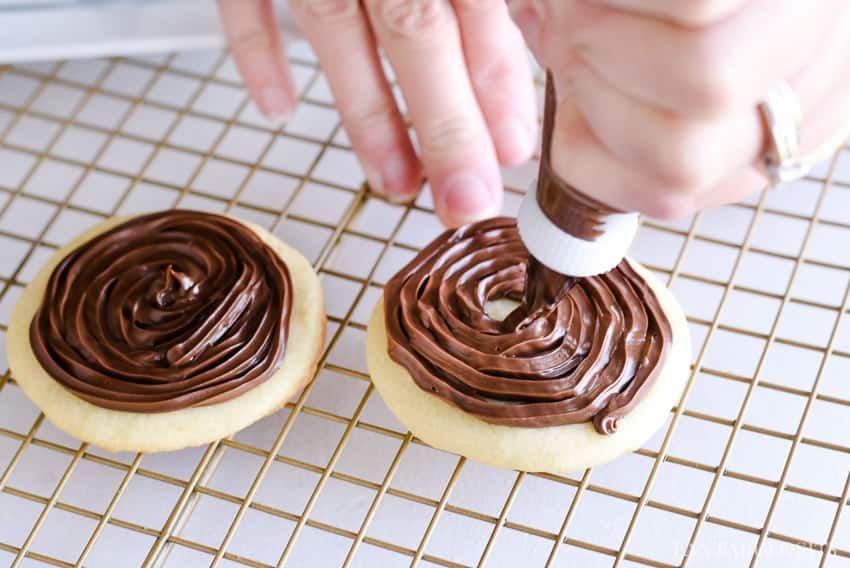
[{"left": 0, "top": 40, "right": 849, "bottom": 568}]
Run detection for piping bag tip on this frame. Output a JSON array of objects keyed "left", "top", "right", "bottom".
[
  {"left": 518, "top": 69, "right": 638, "bottom": 280},
  {"left": 517, "top": 186, "right": 639, "bottom": 278},
  {"left": 509, "top": 70, "right": 638, "bottom": 330}
]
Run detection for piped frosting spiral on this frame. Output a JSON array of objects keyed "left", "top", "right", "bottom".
[
  {"left": 383, "top": 217, "right": 671, "bottom": 434},
  {"left": 30, "top": 210, "right": 292, "bottom": 413}
]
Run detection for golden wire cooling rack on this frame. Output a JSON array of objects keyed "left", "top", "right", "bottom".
[{"left": 0, "top": 40, "right": 849, "bottom": 568}]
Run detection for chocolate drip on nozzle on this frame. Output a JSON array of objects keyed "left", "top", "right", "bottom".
[
  {"left": 510, "top": 71, "right": 636, "bottom": 328},
  {"left": 506, "top": 72, "right": 578, "bottom": 329},
  {"left": 534, "top": 72, "right": 621, "bottom": 241}
]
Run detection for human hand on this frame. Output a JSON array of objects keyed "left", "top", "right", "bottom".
[
  {"left": 510, "top": 0, "right": 850, "bottom": 218},
  {"left": 217, "top": 0, "right": 538, "bottom": 227}
]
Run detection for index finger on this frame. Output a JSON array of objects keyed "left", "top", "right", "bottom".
[
  {"left": 218, "top": 0, "right": 297, "bottom": 119},
  {"left": 364, "top": 0, "right": 503, "bottom": 227}
]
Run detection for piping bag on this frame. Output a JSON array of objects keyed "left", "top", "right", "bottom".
[{"left": 506, "top": 71, "right": 640, "bottom": 329}]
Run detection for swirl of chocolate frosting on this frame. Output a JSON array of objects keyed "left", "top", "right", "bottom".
[
  {"left": 29, "top": 210, "right": 292, "bottom": 413},
  {"left": 383, "top": 218, "right": 671, "bottom": 434}
]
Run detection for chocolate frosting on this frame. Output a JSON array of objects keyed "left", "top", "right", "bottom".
[
  {"left": 536, "top": 71, "right": 621, "bottom": 241},
  {"left": 383, "top": 218, "right": 671, "bottom": 434},
  {"left": 30, "top": 210, "right": 293, "bottom": 413}
]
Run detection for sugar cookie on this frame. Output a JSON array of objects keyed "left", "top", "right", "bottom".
[
  {"left": 8, "top": 210, "right": 325, "bottom": 452},
  {"left": 367, "top": 218, "right": 689, "bottom": 472}
]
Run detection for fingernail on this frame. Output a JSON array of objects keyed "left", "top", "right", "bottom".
[
  {"left": 495, "top": 117, "right": 535, "bottom": 166},
  {"left": 257, "top": 86, "right": 293, "bottom": 120},
  {"left": 363, "top": 162, "right": 384, "bottom": 195},
  {"left": 381, "top": 153, "right": 420, "bottom": 203},
  {"left": 439, "top": 173, "right": 498, "bottom": 226},
  {"left": 364, "top": 153, "right": 421, "bottom": 204}
]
